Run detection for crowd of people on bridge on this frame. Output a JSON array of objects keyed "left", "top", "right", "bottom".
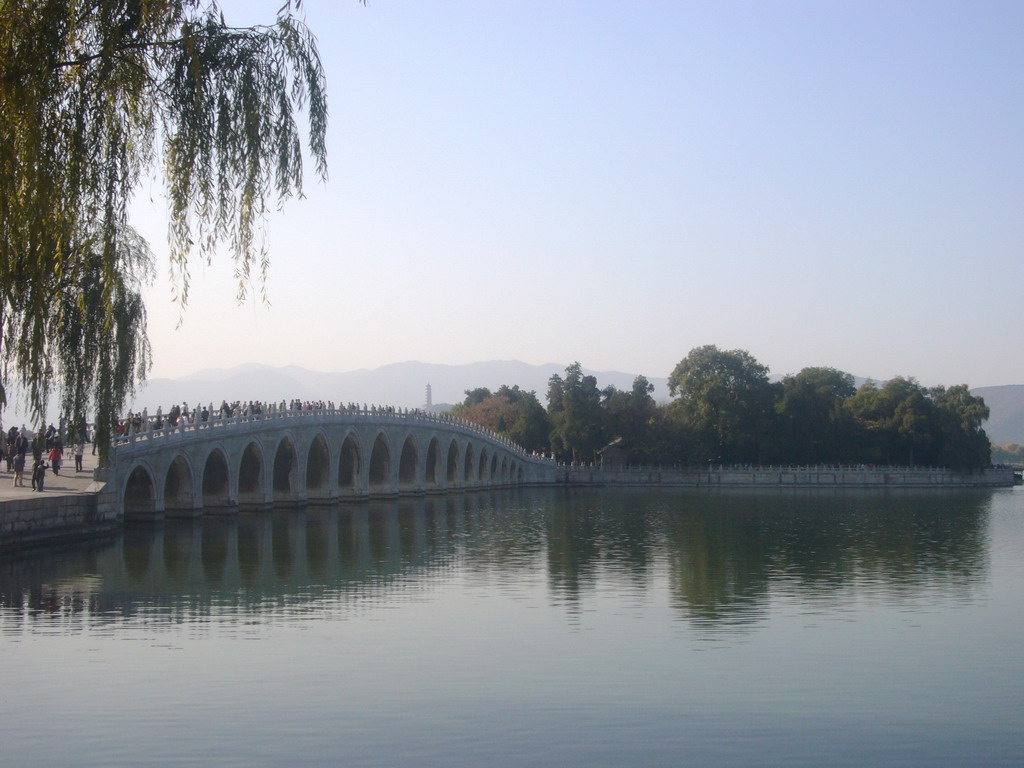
[{"left": 112, "top": 399, "right": 431, "bottom": 441}]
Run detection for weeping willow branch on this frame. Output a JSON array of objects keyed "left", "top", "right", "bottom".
[{"left": 0, "top": 0, "right": 342, "bottom": 460}]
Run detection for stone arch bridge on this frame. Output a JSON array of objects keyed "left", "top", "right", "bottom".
[{"left": 100, "top": 406, "right": 557, "bottom": 520}]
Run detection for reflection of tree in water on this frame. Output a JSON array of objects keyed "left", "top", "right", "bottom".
[
  {"left": 662, "top": 489, "right": 990, "bottom": 633},
  {"left": 663, "top": 493, "right": 772, "bottom": 632},
  {"left": 545, "top": 489, "right": 660, "bottom": 614},
  {"left": 0, "top": 488, "right": 992, "bottom": 636},
  {"left": 544, "top": 493, "right": 601, "bottom": 612},
  {"left": 457, "top": 490, "right": 546, "bottom": 574}
]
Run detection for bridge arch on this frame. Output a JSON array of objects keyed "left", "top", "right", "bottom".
[
  {"left": 464, "top": 442, "right": 476, "bottom": 485},
  {"left": 273, "top": 436, "right": 300, "bottom": 504},
  {"left": 202, "top": 447, "right": 232, "bottom": 509},
  {"left": 306, "top": 432, "right": 331, "bottom": 500},
  {"left": 163, "top": 454, "right": 196, "bottom": 516},
  {"left": 425, "top": 437, "right": 442, "bottom": 489},
  {"left": 124, "top": 462, "right": 157, "bottom": 519},
  {"left": 238, "top": 441, "right": 266, "bottom": 508},
  {"left": 446, "top": 439, "right": 459, "bottom": 486},
  {"left": 338, "top": 432, "right": 361, "bottom": 493},
  {"left": 478, "top": 448, "right": 489, "bottom": 482},
  {"left": 398, "top": 434, "right": 419, "bottom": 489},
  {"left": 369, "top": 432, "right": 392, "bottom": 494}
]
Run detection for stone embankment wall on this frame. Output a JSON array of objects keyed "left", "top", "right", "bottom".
[
  {"left": 0, "top": 487, "right": 118, "bottom": 553},
  {"left": 560, "top": 466, "right": 1015, "bottom": 488}
]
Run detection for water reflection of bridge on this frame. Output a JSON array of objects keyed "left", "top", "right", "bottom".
[
  {"left": 104, "top": 406, "right": 557, "bottom": 520},
  {"left": 124, "top": 497, "right": 482, "bottom": 591}
]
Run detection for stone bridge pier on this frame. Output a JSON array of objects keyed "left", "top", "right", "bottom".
[{"left": 101, "top": 407, "right": 557, "bottom": 520}]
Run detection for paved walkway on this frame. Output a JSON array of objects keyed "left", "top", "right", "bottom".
[{"left": 0, "top": 449, "right": 102, "bottom": 502}]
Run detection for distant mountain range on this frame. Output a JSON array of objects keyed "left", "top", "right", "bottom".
[{"left": 969, "top": 385, "right": 1024, "bottom": 446}]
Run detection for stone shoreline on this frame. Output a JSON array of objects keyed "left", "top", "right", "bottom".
[
  {"left": 560, "top": 465, "right": 1015, "bottom": 488},
  {"left": 0, "top": 492, "right": 116, "bottom": 554}
]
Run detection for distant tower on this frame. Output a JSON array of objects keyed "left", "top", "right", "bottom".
[{"left": 425, "top": 383, "right": 433, "bottom": 409}]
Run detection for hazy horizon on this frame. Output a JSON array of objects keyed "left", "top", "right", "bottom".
[
  {"left": 2, "top": 352, "right": 1014, "bottom": 425},
  {"left": 5, "top": 356, "right": 1023, "bottom": 446},
  {"left": 124, "top": 1, "right": 1021, "bottom": 392}
]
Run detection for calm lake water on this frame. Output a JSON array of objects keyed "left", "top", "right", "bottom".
[{"left": 2, "top": 487, "right": 1023, "bottom": 767}]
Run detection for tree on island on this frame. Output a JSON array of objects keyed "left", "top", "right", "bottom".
[
  {"left": 450, "top": 385, "right": 550, "bottom": 454},
  {"left": 776, "top": 367, "right": 857, "bottom": 464},
  {"left": 547, "top": 362, "right": 608, "bottom": 462},
  {"left": 451, "top": 349, "right": 990, "bottom": 471},
  {"left": 600, "top": 375, "right": 659, "bottom": 462},
  {"left": 667, "top": 345, "right": 776, "bottom": 464},
  {"left": 610, "top": 347, "right": 990, "bottom": 470},
  {"left": 0, "top": 0, "right": 350, "bottom": 457},
  {"left": 930, "top": 384, "right": 991, "bottom": 469},
  {"left": 846, "top": 379, "right": 991, "bottom": 469}
]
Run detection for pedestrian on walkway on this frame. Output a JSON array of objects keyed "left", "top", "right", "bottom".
[
  {"left": 12, "top": 429, "right": 29, "bottom": 487},
  {"left": 48, "top": 444, "right": 63, "bottom": 476},
  {"left": 5, "top": 426, "right": 15, "bottom": 470},
  {"left": 13, "top": 451, "right": 25, "bottom": 487},
  {"left": 73, "top": 441, "right": 84, "bottom": 472},
  {"left": 31, "top": 457, "right": 46, "bottom": 491}
]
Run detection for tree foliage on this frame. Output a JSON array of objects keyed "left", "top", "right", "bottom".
[
  {"left": 547, "top": 362, "right": 606, "bottom": 462},
  {"left": 661, "top": 349, "right": 990, "bottom": 469},
  {"left": 846, "top": 378, "right": 937, "bottom": 465},
  {"left": 446, "top": 348, "right": 991, "bottom": 471},
  {"left": 776, "top": 367, "right": 856, "bottom": 463},
  {"left": 0, "top": 0, "right": 333, "bottom": 454},
  {"left": 601, "top": 375, "right": 657, "bottom": 462},
  {"left": 667, "top": 345, "right": 775, "bottom": 462},
  {"left": 450, "top": 385, "right": 550, "bottom": 453}
]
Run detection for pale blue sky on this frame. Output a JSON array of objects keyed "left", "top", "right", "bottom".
[{"left": 136, "top": 0, "right": 1024, "bottom": 387}]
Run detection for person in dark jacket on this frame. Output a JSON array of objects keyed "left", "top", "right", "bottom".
[{"left": 31, "top": 457, "right": 47, "bottom": 491}]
